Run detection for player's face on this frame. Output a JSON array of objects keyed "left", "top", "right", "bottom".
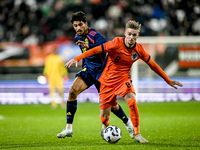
[
  {"left": 73, "top": 21, "right": 88, "bottom": 36},
  {"left": 124, "top": 28, "right": 139, "bottom": 48}
]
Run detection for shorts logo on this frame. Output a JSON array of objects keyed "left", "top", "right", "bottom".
[{"left": 132, "top": 52, "right": 138, "bottom": 60}]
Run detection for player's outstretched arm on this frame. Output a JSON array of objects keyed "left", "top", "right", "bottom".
[
  {"left": 168, "top": 80, "right": 183, "bottom": 89},
  {"left": 65, "top": 45, "right": 103, "bottom": 68},
  {"left": 65, "top": 59, "right": 78, "bottom": 68},
  {"left": 147, "top": 58, "right": 183, "bottom": 89}
]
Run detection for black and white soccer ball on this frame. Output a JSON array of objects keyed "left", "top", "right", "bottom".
[{"left": 103, "top": 125, "right": 122, "bottom": 144}]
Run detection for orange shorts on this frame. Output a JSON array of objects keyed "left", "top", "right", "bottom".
[{"left": 99, "top": 79, "right": 135, "bottom": 109}]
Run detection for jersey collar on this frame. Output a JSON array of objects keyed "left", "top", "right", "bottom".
[{"left": 123, "top": 38, "right": 136, "bottom": 49}]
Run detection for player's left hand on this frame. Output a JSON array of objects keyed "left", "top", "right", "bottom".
[
  {"left": 76, "top": 40, "right": 89, "bottom": 49},
  {"left": 169, "top": 80, "right": 183, "bottom": 89},
  {"left": 64, "top": 59, "right": 78, "bottom": 68}
]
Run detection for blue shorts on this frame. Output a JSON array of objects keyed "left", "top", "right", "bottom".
[{"left": 76, "top": 67, "right": 101, "bottom": 92}]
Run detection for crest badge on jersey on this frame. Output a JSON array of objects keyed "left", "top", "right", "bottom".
[{"left": 132, "top": 52, "right": 138, "bottom": 60}]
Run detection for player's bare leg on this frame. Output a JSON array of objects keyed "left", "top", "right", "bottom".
[
  {"left": 124, "top": 93, "right": 148, "bottom": 143},
  {"left": 57, "top": 77, "right": 88, "bottom": 138},
  {"left": 100, "top": 107, "right": 111, "bottom": 139}
]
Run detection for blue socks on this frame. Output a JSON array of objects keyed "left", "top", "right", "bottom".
[
  {"left": 111, "top": 104, "right": 128, "bottom": 124},
  {"left": 66, "top": 100, "right": 77, "bottom": 124},
  {"left": 66, "top": 101, "right": 128, "bottom": 125}
]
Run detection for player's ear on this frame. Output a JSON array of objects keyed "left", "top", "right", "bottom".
[{"left": 137, "top": 32, "right": 140, "bottom": 38}]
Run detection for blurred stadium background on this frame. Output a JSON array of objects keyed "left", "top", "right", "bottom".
[{"left": 0, "top": 0, "right": 200, "bottom": 104}]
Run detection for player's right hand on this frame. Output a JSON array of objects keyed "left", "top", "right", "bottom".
[
  {"left": 169, "top": 80, "right": 183, "bottom": 89},
  {"left": 76, "top": 40, "right": 89, "bottom": 49},
  {"left": 64, "top": 59, "right": 78, "bottom": 68}
]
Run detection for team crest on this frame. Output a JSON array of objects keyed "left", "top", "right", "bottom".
[{"left": 132, "top": 52, "right": 138, "bottom": 60}]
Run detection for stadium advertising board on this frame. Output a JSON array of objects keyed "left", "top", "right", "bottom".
[
  {"left": 179, "top": 46, "right": 200, "bottom": 68},
  {"left": 0, "top": 79, "right": 199, "bottom": 104},
  {"left": 0, "top": 41, "right": 80, "bottom": 67}
]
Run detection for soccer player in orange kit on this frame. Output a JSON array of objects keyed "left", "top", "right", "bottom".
[{"left": 65, "top": 20, "right": 183, "bottom": 143}]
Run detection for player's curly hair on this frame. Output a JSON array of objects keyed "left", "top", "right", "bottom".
[
  {"left": 125, "top": 20, "right": 141, "bottom": 32},
  {"left": 70, "top": 11, "right": 87, "bottom": 24}
]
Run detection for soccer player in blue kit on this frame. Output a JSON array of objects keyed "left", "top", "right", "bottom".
[{"left": 57, "top": 11, "right": 134, "bottom": 139}]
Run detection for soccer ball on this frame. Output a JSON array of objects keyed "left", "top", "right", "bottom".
[{"left": 103, "top": 125, "right": 122, "bottom": 144}]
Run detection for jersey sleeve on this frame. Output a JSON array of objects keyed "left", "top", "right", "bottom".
[
  {"left": 137, "top": 43, "right": 151, "bottom": 63},
  {"left": 137, "top": 43, "right": 171, "bottom": 84},
  {"left": 88, "top": 32, "right": 107, "bottom": 49},
  {"left": 147, "top": 57, "right": 171, "bottom": 84},
  {"left": 74, "top": 38, "right": 118, "bottom": 62},
  {"left": 74, "top": 45, "right": 103, "bottom": 62},
  {"left": 102, "top": 38, "right": 118, "bottom": 53}
]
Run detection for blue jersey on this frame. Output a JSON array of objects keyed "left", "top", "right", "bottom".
[{"left": 75, "top": 27, "right": 107, "bottom": 73}]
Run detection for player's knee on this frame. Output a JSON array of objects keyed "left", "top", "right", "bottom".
[
  {"left": 124, "top": 93, "right": 136, "bottom": 101},
  {"left": 68, "top": 86, "right": 79, "bottom": 100},
  {"left": 100, "top": 107, "right": 111, "bottom": 119},
  {"left": 101, "top": 113, "right": 110, "bottom": 119},
  {"left": 111, "top": 105, "right": 119, "bottom": 112}
]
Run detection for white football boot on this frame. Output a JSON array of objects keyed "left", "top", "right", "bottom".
[
  {"left": 135, "top": 134, "right": 148, "bottom": 143},
  {"left": 57, "top": 128, "right": 73, "bottom": 138},
  {"left": 125, "top": 118, "right": 135, "bottom": 139},
  {"left": 101, "top": 125, "right": 107, "bottom": 140}
]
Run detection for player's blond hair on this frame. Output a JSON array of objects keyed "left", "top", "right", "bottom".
[{"left": 125, "top": 20, "right": 141, "bottom": 32}]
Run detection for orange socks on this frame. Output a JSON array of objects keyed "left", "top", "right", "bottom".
[
  {"left": 127, "top": 99, "right": 140, "bottom": 135},
  {"left": 100, "top": 115, "right": 109, "bottom": 126}
]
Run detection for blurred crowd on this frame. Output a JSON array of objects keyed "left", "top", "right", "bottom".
[{"left": 0, "top": 0, "right": 200, "bottom": 45}]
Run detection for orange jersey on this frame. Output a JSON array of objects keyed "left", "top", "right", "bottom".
[
  {"left": 74, "top": 37, "right": 171, "bottom": 86},
  {"left": 99, "top": 37, "right": 150, "bottom": 85}
]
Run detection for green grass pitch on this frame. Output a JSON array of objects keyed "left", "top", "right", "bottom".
[{"left": 0, "top": 100, "right": 200, "bottom": 150}]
